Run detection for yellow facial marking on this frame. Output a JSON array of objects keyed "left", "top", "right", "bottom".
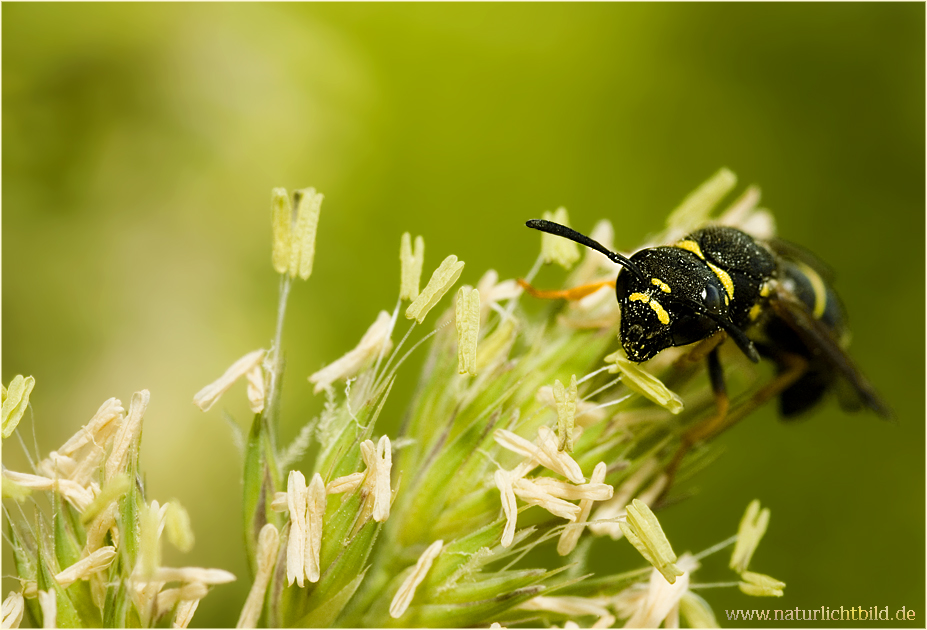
[
  {"left": 674, "top": 240, "right": 704, "bottom": 259},
  {"left": 795, "top": 261, "right": 827, "bottom": 319},
  {"left": 749, "top": 303, "right": 763, "bottom": 321},
  {"left": 651, "top": 278, "right": 672, "bottom": 293},
  {"left": 648, "top": 299, "right": 671, "bottom": 325},
  {"left": 706, "top": 262, "right": 735, "bottom": 300},
  {"left": 628, "top": 292, "right": 671, "bottom": 325},
  {"left": 759, "top": 281, "right": 772, "bottom": 298}
]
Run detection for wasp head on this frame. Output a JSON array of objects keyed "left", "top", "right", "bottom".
[{"left": 616, "top": 247, "right": 733, "bottom": 362}]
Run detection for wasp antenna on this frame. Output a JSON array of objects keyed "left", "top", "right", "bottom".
[{"left": 525, "top": 219, "right": 647, "bottom": 281}]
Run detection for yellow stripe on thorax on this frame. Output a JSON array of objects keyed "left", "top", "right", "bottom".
[
  {"left": 674, "top": 240, "right": 703, "bottom": 258},
  {"left": 706, "top": 262, "right": 734, "bottom": 301},
  {"left": 628, "top": 292, "right": 671, "bottom": 325},
  {"left": 795, "top": 261, "right": 827, "bottom": 319},
  {"left": 674, "top": 239, "right": 734, "bottom": 300}
]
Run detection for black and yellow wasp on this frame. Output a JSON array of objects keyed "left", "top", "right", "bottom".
[{"left": 522, "top": 219, "right": 890, "bottom": 474}]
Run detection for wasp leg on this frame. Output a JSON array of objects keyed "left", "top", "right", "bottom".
[
  {"left": 662, "top": 352, "right": 808, "bottom": 498},
  {"left": 718, "top": 353, "right": 809, "bottom": 430},
  {"left": 662, "top": 348, "right": 729, "bottom": 494},
  {"left": 675, "top": 331, "right": 727, "bottom": 368},
  {"left": 517, "top": 278, "right": 616, "bottom": 301}
]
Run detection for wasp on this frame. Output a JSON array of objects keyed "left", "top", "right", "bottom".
[{"left": 522, "top": 219, "right": 890, "bottom": 479}]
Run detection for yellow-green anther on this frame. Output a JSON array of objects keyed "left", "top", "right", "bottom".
[
  {"left": 399, "top": 232, "right": 425, "bottom": 301},
  {"left": 271, "top": 188, "right": 292, "bottom": 275},
  {"left": 679, "top": 592, "right": 718, "bottom": 628},
  {"left": 405, "top": 255, "right": 465, "bottom": 323},
  {"left": 2, "top": 375, "right": 35, "bottom": 439},
  {"left": 288, "top": 188, "right": 323, "bottom": 280},
  {"left": 738, "top": 571, "right": 785, "bottom": 597},
  {"left": 553, "top": 375, "right": 577, "bottom": 452},
  {"left": 540, "top": 207, "right": 580, "bottom": 269},
  {"left": 138, "top": 501, "right": 163, "bottom": 580},
  {"left": 619, "top": 499, "right": 684, "bottom": 584},
  {"left": 1, "top": 476, "right": 30, "bottom": 502},
  {"left": 730, "top": 499, "right": 770, "bottom": 574},
  {"left": 455, "top": 287, "right": 480, "bottom": 376},
  {"left": 665, "top": 168, "right": 737, "bottom": 234},
  {"left": 605, "top": 350, "right": 683, "bottom": 414},
  {"left": 165, "top": 501, "right": 195, "bottom": 553},
  {"left": 81, "top": 474, "right": 131, "bottom": 524}
]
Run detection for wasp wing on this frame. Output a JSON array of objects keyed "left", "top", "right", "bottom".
[
  {"left": 769, "top": 285, "right": 891, "bottom": 418},
  {"left": 765, "top": 238, "right": 837, "bottom": 283}
]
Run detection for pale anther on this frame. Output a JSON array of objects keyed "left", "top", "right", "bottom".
[
  {"left": 620, "top": 499, "right": 684, "bottom": 584},
  {"left": 494, "top": 469, "right": 518, "bottom": 548},
  {"left": 193, "top": 351, "right": 265, "bottom": 412},
  {"left": 245, "top": 364, "right": 265, "bottom": 414},
  {"left": 326, "top": 472, "right": 364, "bottom": 495},
  {"left": 511, "top": 477, "right": 581, "bottom": 521},
  {"left": 309, "top": 311, "right": 393, "bottom": 393},
  {"left": 738, "top": 571, "right": 785, "bottom": 597},
  {"left": 236, "top": 523, "right": 279, "bottom": 628},
  {"left": 37, "top": 591, "right": 55, "bottom": 629},
  {"left": 623, "top": 554, "right": 698, "bottom": 628},
  {"left": 165, "top": 501, "right": 195, "bottom": 554},
  {"left": 305, "top": 473, "right": 326, "bottom": 583},
  {"left": 405, "top": 255, "right": 466, "bottom": 323},
  {"left": 389, "top": 539, "right": 444, "bottom": 619},
  {"left": 271, "top": 188, "right": 292, "bottom": 275},
  {"left": 143, "top": 567, "right": 236, "bottom": 585},
  {"left": 455, "top": 287, "right": 480, "bottom": 376},
  {"left": 399, "top": 232, "right": 425, "bottom": 301},
  {"left": 729, "top": 499, "right": 770, "bottom": 574},
  {"left": 1, "top": 592, "right": 24, "bottom": 629},
  {"left": 519, "top": 595, "right": 611, "bottom": 618},
  {"left": 156, "top": 583, "right": 207, "bottom": 619},
  {"left": 605, "top": 350, "right": 683, "bottom": 414},
  {"left": 558, "top": 462, "right": 609, "bottom": 556},
  {"left": 493, "top": 428, "right": 584, "bottom": 484},
  {"left": 23, "top": 546, "right": 117, "bottom": 598},
  {"left": 664, "top": 167, "right": 737, "bottom": 237},
  {"left": 288, "top": 187, "right": 323, "bottom": 280},
  {"left": 285, "top": 470, "right": 308, "bottom": 587},
  {"left": 553, "top": 375, "right": 578, "bottom": 452},
  {"left": 1, "top": 375, "right": 35, "bottom": 439},
  {"left": 173, "top": 599, "right": 200, "bottom": 629},
  {"left": 540, "top": 208, "right": 580, "bottom": 269}
]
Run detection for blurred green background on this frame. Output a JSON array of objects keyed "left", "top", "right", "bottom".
[{"left": 4, "top": 4, "right": 923, "bottom": 627}]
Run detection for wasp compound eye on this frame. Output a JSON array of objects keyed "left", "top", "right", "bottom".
[{"left": 703, "top": 283, "right": 722, "bottom": 315}]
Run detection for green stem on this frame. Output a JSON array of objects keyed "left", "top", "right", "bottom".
[{"left": 266, "top": 274, "right": 293, "bottom": 444}]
